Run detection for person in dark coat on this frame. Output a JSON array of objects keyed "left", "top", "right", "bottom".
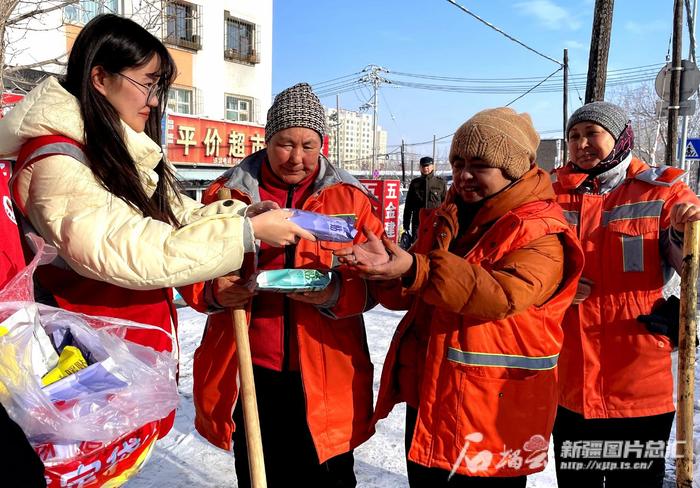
[{"left": 402, "top": 156, "right": 447, "bottom": 243}]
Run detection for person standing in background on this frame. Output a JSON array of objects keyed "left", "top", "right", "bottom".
[{"left": 402, "top": 156, "right": 447, "bottom": 244}]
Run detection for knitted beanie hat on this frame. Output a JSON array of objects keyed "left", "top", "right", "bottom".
[
  {"left": 566, "top": 101, "right": 628, "bottom": 140},
  {"left": 265, "top": 82, "right": 325, "bottom": 143},
  {"left": 449, "top": 107, "right": 540, "bottom": 180}
]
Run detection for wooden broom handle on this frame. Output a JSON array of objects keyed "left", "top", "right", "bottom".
[
  {"left": 677, "top": 220, "right": 698, "bottom": 488},
  {"left": 217, "top": 188, "right": 267, "bottom": 488}
]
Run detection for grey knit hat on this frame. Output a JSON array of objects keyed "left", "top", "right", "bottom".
[
  {"left": 566, "top": 101, "right": 628, "bottom": 140},
  {"left": 265, "top": 83, "right": 325, "bottom": 143}
]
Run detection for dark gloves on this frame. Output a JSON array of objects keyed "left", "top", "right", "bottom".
[
  {"left": 638, "top": 295, "right": 681, "bottom": 347},
  {"left": 399, "top": 230, "right": 413, "bottom": 250}
]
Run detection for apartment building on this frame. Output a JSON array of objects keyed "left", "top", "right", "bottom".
[
  {"left": 6, "top": 0, "right": 272, "bottom": 200},
  {"left": 324, "top": 107, "right": 388, "bottom": 172}
]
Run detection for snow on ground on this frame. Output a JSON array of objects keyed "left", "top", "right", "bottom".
[{"left": 128, "top": 305, "right": 700, "bottom": 487}]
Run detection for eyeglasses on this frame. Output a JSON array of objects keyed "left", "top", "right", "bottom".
[{"left": 115, "top": 72, "right": 162, "bottom": 101}]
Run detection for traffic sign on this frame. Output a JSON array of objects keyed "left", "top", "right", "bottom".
[
  {"left": 656, "top": 99, "right": 697, "bottom": 117},
  {"left": 684, "top": 138, "right": 700, "bottom": 160},
  {"left": 655, "top": 60, "right": 700, "bottom": 101}
]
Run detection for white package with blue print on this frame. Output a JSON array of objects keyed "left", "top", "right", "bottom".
[{"left": 287, "top": 209, "right": 357, "bottom": 242}]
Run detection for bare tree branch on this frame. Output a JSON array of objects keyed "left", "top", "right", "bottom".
[
  {"left": 7, "top": 0, "right": 77, "bottom": 27},
  {"left": 5, "top": 55, "right": 67, "bottom": 73}
]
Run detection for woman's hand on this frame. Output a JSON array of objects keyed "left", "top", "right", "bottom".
[
  {"left": 334, "top": 227, "right": 390, "bottom": 267},
  {"left": 670, "top": 202, "right": 700, "bottom": 233},
  {"left": 250, "top": 209, "right": 316, "bottom": 247},
  {"left": 335, "top": 228, "right": 414, "bottom": 280},
  {"left": 572, "top": 277, "right": 593, "bottom": 305},
  {"left": 214, "top": 273, "right": 255, "bottom": 308},
  {"left": 245, "top": 200, "right": 280, "bottom": 217}
]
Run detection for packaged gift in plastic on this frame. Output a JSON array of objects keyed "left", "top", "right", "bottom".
[
  {"left": 255, "top": 269, "right": 332, "bottom": 293},
  {"left": 287, "top": 209, "right": 357, "bottom": 242},
  {"left": 0, "top": 235, "right": 179, "bottom": 487}
]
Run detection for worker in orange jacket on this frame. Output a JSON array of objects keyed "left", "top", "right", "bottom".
[
  {"left": 336, "top": 108, "right": 584, "bottom": 487},
  {"left": 552, "top": 101, "right": 700, "bottom": 488},
  {"left": 180, "top": 83, "right": 384, "bottom": 488}
]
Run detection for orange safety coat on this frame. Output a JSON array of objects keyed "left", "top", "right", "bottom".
[
  {"left": 553, "top": 157, "right": 700, "bottom": 419},
  {"left": 373, "top": 170, "right": 584, "bottom": 477},
  {"left": 180, "top": 152, "right": 385, "bottom": 463}
]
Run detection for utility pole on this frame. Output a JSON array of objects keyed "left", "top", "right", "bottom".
[
  {"left": 401, "top": 139, "right": 406, "bottom": 185},
  {"left": 359, "top": 65, "right": 387, "bottom": 176},
  {"left": 667, "top": 0, "right": 684, "bottom": 166},
  {"left": 432, "top": 134, "right": 436, "bottom": 164},
  {"left": 585, "top": 0, "right": 614, "bottom": 103},
  {"left": 679, "top": 0, "right": 697, "bottom": 185},
  {"left": 372, "top": 82, "right": 378, "bottom": 176},
  {"left": 336, "top": 94, "right": 341, "bottom": 169},
  {"left": 563, "top": 48, "right": 569, "bottom": 165}
]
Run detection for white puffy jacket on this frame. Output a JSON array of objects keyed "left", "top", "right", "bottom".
[{"left": 0, "top": 77, "right": 254, "bottom": 290}]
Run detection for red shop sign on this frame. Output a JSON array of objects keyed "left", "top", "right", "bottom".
[
  {"left": 166, "top": 114, "right": 265, "bottom": 167},
  {"left": 359, "top": 179, "right": 400, "bottom": 243}
]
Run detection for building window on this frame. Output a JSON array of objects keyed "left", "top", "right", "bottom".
[
  {"left": 225, "top": 95, "right": 252, "bottom": 122},
  {"left": 167, "top": 87, "right": 194, "bottom": 114},
  {"left": 164, "top": 0, "right": 202, "bottom": 51},
  {"left": 224, "top": 14, "right": 259, "bottom": 64},
  {"left": 64, "top": 0, "right": 117, "bottom": 24}
]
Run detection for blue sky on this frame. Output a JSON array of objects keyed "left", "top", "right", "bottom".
[{"left": 272, "top": 1, "right": 676, "bottom": 155}]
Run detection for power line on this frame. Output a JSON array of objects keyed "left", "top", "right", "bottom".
[
  {"left": 445, "top": 0, "right": 563, "bottom": 66},
  {"left": 310, "top": 72, "right": 362, "bottom": 87},
  {"left": 506, "top": 67, "right": 563, "bottom": 106},
  {"left": 311, "top": 64, "right": 663, "bottom": 99},
  {"left": 389, "top": 63, "right": 662, "bottom": 83}
]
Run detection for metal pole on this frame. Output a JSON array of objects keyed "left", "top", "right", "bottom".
[
  {"left": 432, "top": 134, "right": 436, "bottom": 164},
  {"left": 371, "top": 76, "right": 378, "bottom": 176},
  {"left": 667, "top": 0, "right": 684, "bottom": 166},
  {"left": 563, "top": 48, "right": 569, "bottom": 165},
  {"left": 401, "top": 139, "right": 406, "bottom": 185},
  {"left": 336, "top": 94, "right": 341, "bottom": 169},
  {"left": 680, "top": 0, "right": 698, "bottom": 189}
]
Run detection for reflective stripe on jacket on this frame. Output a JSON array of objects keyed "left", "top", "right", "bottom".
[
  {"left": 553, "top": 157, "right": 699, "bottom": 418},
  {"left": 182, "top": 151, "right": 385, "bottom": 463}
]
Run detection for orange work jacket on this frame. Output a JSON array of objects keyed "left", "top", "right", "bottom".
[
  {"left": 373, "top": 198, "right": 584, "bottom": 477},
  {"left": 553, "top": 157, "right": 700, "bottom": 418},
  {"left": 180, "top": 152, "right": 384, "bottom": 463}
]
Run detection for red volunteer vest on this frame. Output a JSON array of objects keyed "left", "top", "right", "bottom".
[{"left": 12, "top": 136, "right": 178, "bottom": 436}]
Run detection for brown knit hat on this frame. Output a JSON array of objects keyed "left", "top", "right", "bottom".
[
  {"left": 265, "top": 82, "right": 325, "bottom": 143},
  {"left": 449, "top": 107, "right": 540, "bottom": 180}
]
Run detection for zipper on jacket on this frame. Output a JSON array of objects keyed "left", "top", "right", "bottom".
[{"left": 283, "top": 185, "right": 297, "bottom": 371}]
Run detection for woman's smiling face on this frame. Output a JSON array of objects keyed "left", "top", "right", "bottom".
[
  {"left": 567, "top": 121, "right": 616, "bottom": 169},
  {"left": 450, "top": 157, "right": 511, "bottom": 203}
]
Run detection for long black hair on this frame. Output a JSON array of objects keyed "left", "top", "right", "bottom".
[{"left": 62, "top": 14, "right": 181, "bottom": 225}]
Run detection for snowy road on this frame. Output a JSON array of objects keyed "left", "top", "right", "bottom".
[{"left": 128, "top": 306, "right": 699, "bottom": 487}]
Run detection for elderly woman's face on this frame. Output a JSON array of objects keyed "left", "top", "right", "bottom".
[
  {"left": 450, "top": 157, "right": 511, "bottom": 203},
  {"left": 567, "top": 121, "right": 616, "bottom": 169},
  {"left": 267, "top": 128, "right": 321, "bottom": 185}
]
